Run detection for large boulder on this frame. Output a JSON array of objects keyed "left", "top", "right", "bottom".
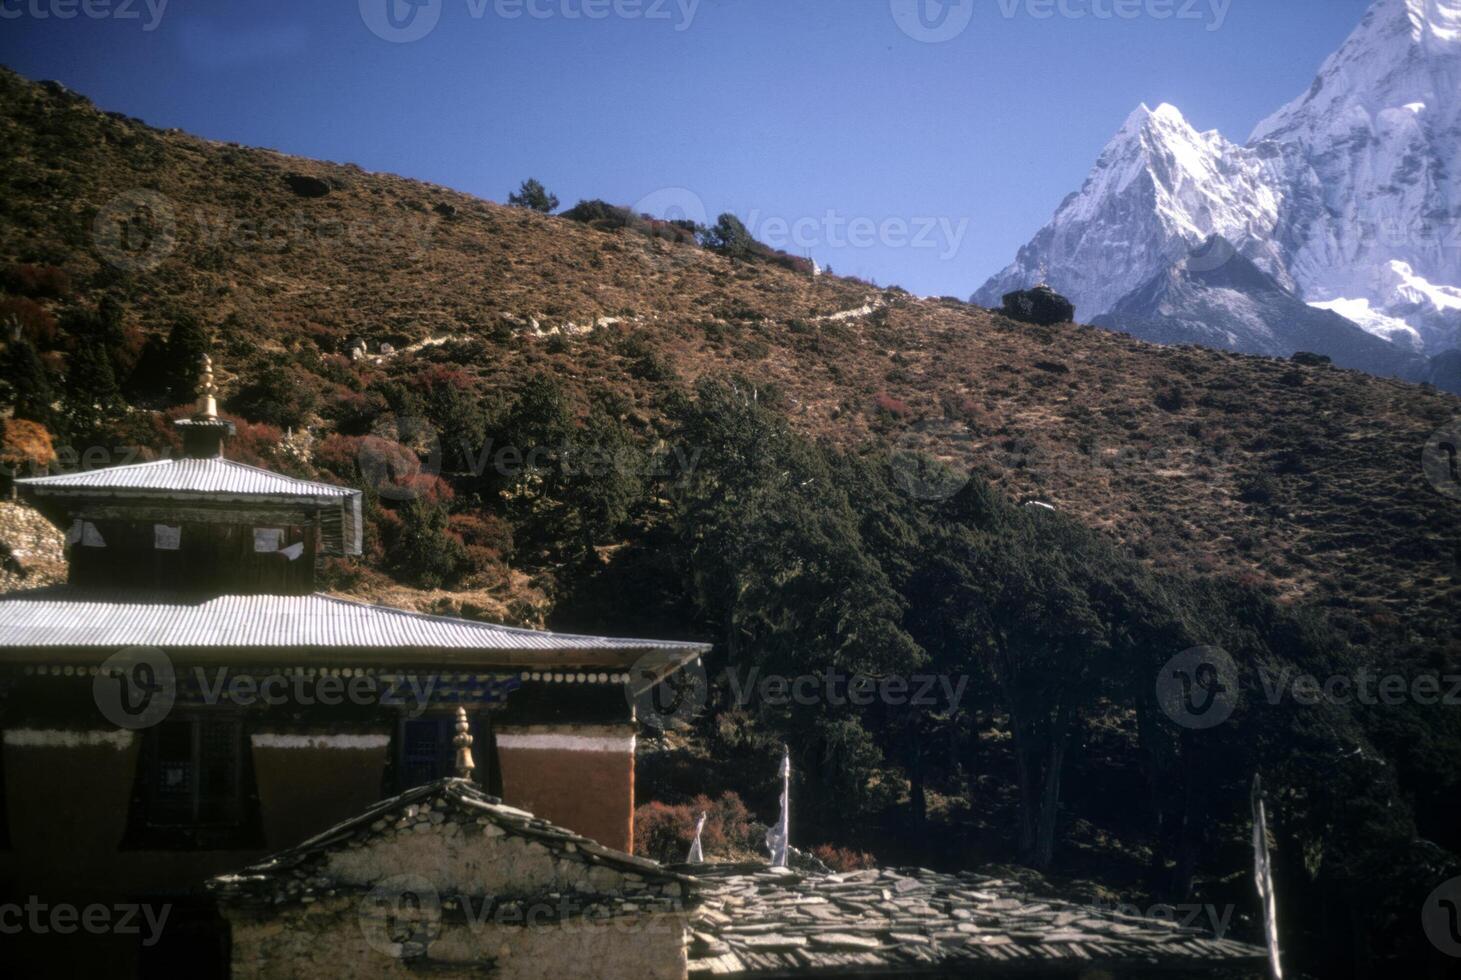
[
  {"left": 1001, "top": 285, "right": 1075, "bottom": 326},
  {"left": 284, "top": 173, "right": 331, "bottom": 198}
]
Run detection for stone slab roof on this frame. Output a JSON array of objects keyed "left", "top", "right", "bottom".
[
  {"left": 0, "top": 588, "right": 711, "bottom": 666},
  {"left": 210, "top": 778, "right": 694, "bottom": 915},
  {"left": 685, "top": 865, "right": 1266, "bottom": 977}
]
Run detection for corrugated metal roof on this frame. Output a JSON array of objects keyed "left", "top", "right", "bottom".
[
  {"left": 18, "top": 458, "right": 357, "bottom": 499},
  {"left": 0, "top": 588, "right": 711, "bottom": 656},
  {"left": 17, "top": 458, "right": 364, "bottom": 555}
]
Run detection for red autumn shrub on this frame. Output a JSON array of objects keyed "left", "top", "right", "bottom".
[
  {"left": 226, "top": 418, "right": 286, "bottom": 469},
  {"left": 314, "top": 433, "right": 366, "bottom": 483},
  {"left": 811, "top": 844, "right": 876, "bottom": 872},
  {"left": 3, "top": 264, "right": 71, "bottom": 300},
  {"left": 873, "top": 392, "right": 911, "bottom": 418},
  {"left": 0, "top": 296, "right": 58, "bottom": 347},
  {"left": 448, "top": 512, "right": 514, "bottom": 564},
  {"left": 0, "top": 418, "right": 56, "bottom": 474},
  {"left": 633, "top": 791, "right": 759, "bottom": 864}
]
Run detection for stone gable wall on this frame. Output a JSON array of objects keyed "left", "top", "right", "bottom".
[{"left": 227, "top": 897, "right": 688, "bottom": 980}]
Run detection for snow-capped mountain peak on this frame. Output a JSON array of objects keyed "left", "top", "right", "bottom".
[
  {"left": 1251, "top": 0, "right": 1461, "bottom": 143},
  {"left": 973, "top": 99, "right": 1283, "bottom": 320},
  {"left": 976, "top": 0, "right": 1461, "bottom": 360}
]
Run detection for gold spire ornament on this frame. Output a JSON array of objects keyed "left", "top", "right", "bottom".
[
  {"left": 198, "top": 354, "right": 218, "bottom": 420},
  {"left": 453, "top": 706, "right": 475, "bottom": 780}
]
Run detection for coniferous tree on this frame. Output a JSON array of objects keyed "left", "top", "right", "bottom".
[
  {"left": 164, "top": 314, "right": 210, "bottom": 405},
  {"left": 0, "top": 335, "right": 53, "bottom": 424},
  {"left": 507, "top": 178, "right": 559, "bottom": 214}
]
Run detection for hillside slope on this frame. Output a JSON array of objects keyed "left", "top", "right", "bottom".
[{"left": 1, "top": 66, "right": 1458, "bottom": 645}]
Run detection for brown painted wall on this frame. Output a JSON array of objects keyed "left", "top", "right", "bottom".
[
  {"left": 495, "top": 728, "right": 635, "bottom": 853},
  {"left": 250, "top": 735, "right": 390, "bottom": 848},
  {"left": 2, "top": 733, "right": 140, "bottom": 891}
]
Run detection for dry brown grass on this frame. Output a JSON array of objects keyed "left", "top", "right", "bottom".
[{"left": 2, "top": 67, "right": 1457, "bottom": 644}]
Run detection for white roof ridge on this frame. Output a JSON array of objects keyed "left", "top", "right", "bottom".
[{"left": 17, "top": 454, "right": 358, "bottom": 497}]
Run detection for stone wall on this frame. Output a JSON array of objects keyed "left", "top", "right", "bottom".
[
  {"left": 228, "top": 899, "right": 688, "bottom": 980},
  {"left": 220, "top": 789, "right": 691, "bottom": 979}
]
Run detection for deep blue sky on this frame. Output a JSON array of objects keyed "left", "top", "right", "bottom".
[{"left": 1, "top": 0, "right": 1374, "bottom": 297}]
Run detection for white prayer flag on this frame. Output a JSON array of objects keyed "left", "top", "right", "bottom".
[
  {"left": 765, "top": 747, "right": 791, "bottom": 868},
  {"left": 253, "top": 528, "right": 283, "bottom": 553},
  {"left": 1252, "top": 775, "right": 1283, "bottom": 980},
  {"left": 688, "top": 811, "right": 707, "bottom": 864}
]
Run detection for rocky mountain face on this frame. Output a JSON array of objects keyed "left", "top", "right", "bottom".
[
  {"left": 976, "top": 0, "right": 1461, "bottom": 366},
  {"left": 1091, "top": 235, "right": 1449, "bottom": 387}
]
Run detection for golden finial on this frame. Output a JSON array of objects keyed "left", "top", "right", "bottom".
[
  {"left": 453, "top": 706, "right": 475, "bottom": 781},
  {"left": 198, "top": 354, "right": 218, "bottom": 420}
]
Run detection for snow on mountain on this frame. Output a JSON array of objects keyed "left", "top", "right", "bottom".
[
  {"left": 1309, "top": 297, "right": 1424, "bottom": 350},
  {"left": 1092, "top": 236, "right": 1445, "bottom": 390},
  {"left": 973, "top": 103, "right": 1284, "bottom": 322},
  {"left": 976, "top": 0, "right": 1461, "bottom": 361}
]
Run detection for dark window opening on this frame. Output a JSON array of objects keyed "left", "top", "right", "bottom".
[
  {"left": 0, "top": 730, "right": 9, "bottom": 850},
  {"left": 123, "top": 715, "right": 263, "bottom": 850}
]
